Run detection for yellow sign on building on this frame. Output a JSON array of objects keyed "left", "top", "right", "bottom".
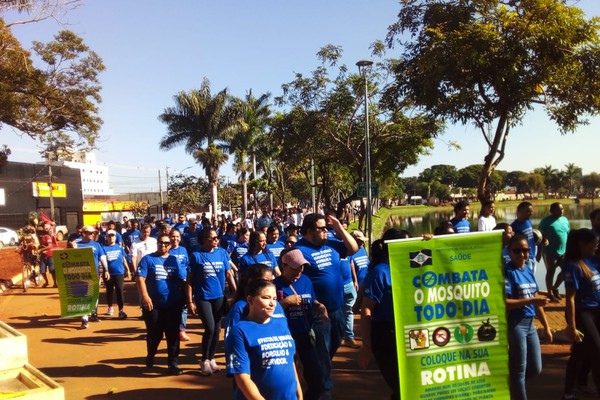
[{"left": 32, "top": 182, "right": 67, "bottom": 198}]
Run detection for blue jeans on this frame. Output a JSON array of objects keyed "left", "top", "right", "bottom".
[
  {"left": 508, "top": 317, "right": 542, "bottom": 400},
  {"left": 313, "top": 308, "right": 344, "bottom": 397},
  {"left": 342, "top": 282, "right": 357, "bottom": 340}
]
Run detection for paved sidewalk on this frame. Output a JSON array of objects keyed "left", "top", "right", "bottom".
[{"left": 0, "top": 283, "right": 590, "bottom": 399}]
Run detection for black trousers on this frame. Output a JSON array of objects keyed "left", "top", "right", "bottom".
[
  {"left": 371, "top": 320, "right": 400, "bottom": 400},
  {"left": 142, "top": 305, "right": 182, "bottom": 368}
]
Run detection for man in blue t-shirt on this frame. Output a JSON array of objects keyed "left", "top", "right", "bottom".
[
  {"left": 511, "top": 202, "right": 538, "bottom": 271},
  {"left": 137, "top": 233, "right": 186, "bottom": 375},
  {"left": 77, "top": 225, "right": 108, "bottom": 328},
  {"left": 294, "top": 213, "right": 358, "bottom": 398},
  {"left": 450, "top": 200, "right": 471, "bottom": 233}
]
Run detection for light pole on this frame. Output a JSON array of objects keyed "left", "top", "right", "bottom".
[{"left": 356, "top": 59, "right": 373, "bottom": 246}]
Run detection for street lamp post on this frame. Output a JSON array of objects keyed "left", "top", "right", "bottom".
[{"left": 356, "top": 59, "right": 374, "bottom": 246}]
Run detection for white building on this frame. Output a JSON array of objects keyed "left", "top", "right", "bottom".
[{"left": 62, "top": 152, "right": 114, "bottom": 197}]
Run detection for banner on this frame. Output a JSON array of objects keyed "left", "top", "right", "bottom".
[
  {"left": 388, "top": 231, "right": 509, "bottom": 399},
  {"left": 53, "top": 248, "right": 99, "bottom": 318},
  {"left": 32, "top": 182, "right": 67, "bottom": 198}
]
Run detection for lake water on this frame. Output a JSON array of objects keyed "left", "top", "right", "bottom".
[{"left": 383, "top": 201, "right": 598, "bottom": 292}]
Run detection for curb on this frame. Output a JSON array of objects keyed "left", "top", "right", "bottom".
[{"left": 0, "top": 272, "right": 23, "bottom": 293}]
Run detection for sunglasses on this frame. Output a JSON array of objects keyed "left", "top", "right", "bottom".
[
  {"left": 511, "top": 248, "right": 530, "bottom": 255},
  {"left": 158, "top": 241, "right": 171, "bottom": 246},
  {"left": 314, "top": 226, "right": 327, "bottom": 232},
  {"left": 208, "top": 236, "right": 219, "bottom": 241}
]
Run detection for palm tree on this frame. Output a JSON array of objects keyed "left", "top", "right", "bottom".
[
  {"left": 227, "top": 90, "right": 271, "bottom": 214},
  {"left": 535, "top": 165, "right": 558, "bottom": 197},
  {"left": 158, "top": 78, "right": 239, "bottom": 218},
  {"left": 564, "top": 163, "right": 582, "bottom": 196}
]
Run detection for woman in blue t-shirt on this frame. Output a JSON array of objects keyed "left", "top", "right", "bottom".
[
  {"left": 505, "top": 233, "right": 552, "bottom": 400},
  {"left": 188, "top": 228, "right": 237, "bottom": 376},
  {"left": 225, "top": 279, "right": 301, "bottom": 400},
  {"left": 238, "top": 231, "right": 280, "bottom": 276},
  {"left": 562, "top": 228, "right": 600, "bottom": 399},
  {"left": 358, "top": 228, "right": 410, "bottom": 400}
]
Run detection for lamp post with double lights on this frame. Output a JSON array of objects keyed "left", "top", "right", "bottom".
[{"left": 356, "top": 59, "right": 374, "bottom": 246}]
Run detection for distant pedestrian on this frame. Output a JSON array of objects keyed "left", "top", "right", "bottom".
[
  {"left": 511, "top": 202, "right": 538, "bottom": 271},
  {"left": 478, "top": 200, "right": 496, "bottom": 231},
  {"left": 539, "top": 202, "right": 570, "bottom": 302},
  {"left": 450, "top": 200, "right": 471, "bottom": 233}
]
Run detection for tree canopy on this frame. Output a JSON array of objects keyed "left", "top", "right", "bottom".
[{"left": 385, "top": 0, "right": 600, "bottom": 201}]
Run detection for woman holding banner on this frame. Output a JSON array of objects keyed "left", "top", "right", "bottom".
[
  {"left": 562, "top": 228, "right": 600, "bottom": 400},
  {"left": 505, "top": 233, "right": 552, "bottom": 400},
  {"left": 358, "top": 228, "right": 410, "bottom": 400}
]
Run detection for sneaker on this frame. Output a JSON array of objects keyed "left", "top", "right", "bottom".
[
  {"left": 179, "top": 330, "right": 190, "bottom": 341},
  {"left": 342, "top": 338, "right": 361, "bottom": 349},
  {"left": 89, "top": 313, "right": 100, "bottom": 322},
  {"left": 209, "top": 359, "right": 220, "bottom": 373},
  {"left": 80, "top": 316, "right": 89, "bottom": 329},
  {"left": 118, "top": 310, "right": 128, "bottom": 320},
  {"left": 199, "top": 360, "right": 213, "bottom": 376},
  {"left": 168, "top": 366, "right": 183, "bottom": 375},
  {"left": 105, "top": 307, "right": 114, "bottom": 316}
]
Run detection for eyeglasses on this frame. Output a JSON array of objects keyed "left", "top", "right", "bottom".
[
  {"left": 208, "top": 236, "right": 219, "bottom": 241},
  {"left": 314, "top": 226, "right": 327, "bottom": 232},
  {"left": 511, "top": 248, "right": 530, "bottom": 255},
  {"left": 158, "top": 241, "right": 171, "bottom": 246}
]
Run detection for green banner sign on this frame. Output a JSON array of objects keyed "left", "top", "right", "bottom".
[
  {"left": 53, "top": 248, "right": 99, "bottom": 318},
  {"left": 388, "top": 231, "right": 509, "bottom": 399}
]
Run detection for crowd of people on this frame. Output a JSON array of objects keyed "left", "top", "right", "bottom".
[{"left": 17, "top": 201, "right": 600, "bottom": 399}]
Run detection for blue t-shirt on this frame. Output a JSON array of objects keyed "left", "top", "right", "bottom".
[
  {"left": 266, "top": 241, "right": 286, "bottom": 262},
  {"left": 450, "top": 217, "right": 471, "bottom": 233},
  {"left": 350, "top": 247, "right": 370, "bottom": 287},
  {"left": 563, "top": 257, "right": 600, "bottom": 309},
  {"left": 504, "top": 261, "right": 538, "bottom": 320},
  {"left": 137, "top": 253, "right": 186, "bottom": 309},
  {"left": 294, "top": 238, "right": 347, "bottom": 310},
  {"left": 511, "top": 219, "right": 537, "bottom": 263},
  {"left": 340, "top": 257, "right": 353, "bottom": 285},
  {"left": 362, "top": 262, "right": 394, "bottom": 322},
  {"left": 238, "top": 251, "right": 277, "bottom": 276},
  {"left": 226, "top": 317, "right": 297, "bottom": 400},
  {"left": 103, "top": 244, "right": 127, "bottom": 275},
  {"left": 220, "top": 233, "right": 237, "bottom": 249},
  {"left": 173, "top": 222, "right": 189, "bottom": 234},
  {"left": 190, "top": 247, "right": 232, "bottom": 300},
  {"left": 274, "top": 274, "right": 317, "bottom": 334},
  {"left": 182, "top": 230, "right": 201, "bottom": 251},
  {"left": 229, "top": 241, "right": 249, "bottom": 266},
  {"left": 225, "top": 300, "right": 286, "bottom": 340},
  {"left": 169, "top": 246, "right": 190, "bottom": 272},
  {"left": 77, "top": 240, "right": 106, "bottom": 274},
  {"left": 123, "top": 229, "right": 140, "bottom": 248}
]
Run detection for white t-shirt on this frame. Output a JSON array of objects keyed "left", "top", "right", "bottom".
[
  {"left": 130, "top": 237, "right": 157, "bottom": 269},
  {"left": 478, "top": 215, "right": 497, "bottom": 231}
]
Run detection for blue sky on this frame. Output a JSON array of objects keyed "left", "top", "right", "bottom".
[{"left": 3, "top": 0, "right": 600, "bottom": 193}]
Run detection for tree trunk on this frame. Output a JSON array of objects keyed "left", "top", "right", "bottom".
[
  {"left": 478, "top": 114, "right": 509, "bottom": 202},
  {"left": 241, "top": 171, "right": 248, "bottom": 218}
]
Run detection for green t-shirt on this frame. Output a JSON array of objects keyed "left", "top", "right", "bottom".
[{"left": 538, "top": 215, "right": 570, "bottom": 256}]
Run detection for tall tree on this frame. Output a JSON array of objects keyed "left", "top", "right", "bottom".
[
  {"left": 563, "top": 163, "right": 582, "bottom": 196},
  {"left": 275, "top": 44, "right": 441, "bottom": 221},
  {"left": 158, "top": 79, "right": 239, "bottom": 218},
  {"left": 228, "top": 90, "right": 271, "bottom": 216},
  {"left": 386, "top": 0, "right": 600, "bottom": 201},
  {"left": 0, "top": 22, "right": 104, "bottom": 166}
]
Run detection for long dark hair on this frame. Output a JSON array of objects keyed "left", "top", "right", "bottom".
[
  {"left": 234, "top": 264, "right": 273, "bottom": 303},
  {"left": 248, "top": 231, "right": 266, "bottom": 255},
  {"left": 370, "top": 228, "right": 411, "bottom": 268},
  {"left": 565, "top": 228, "right": 597, "bottom": 281}
]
